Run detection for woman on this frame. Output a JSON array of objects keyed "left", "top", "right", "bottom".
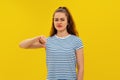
[{"left": 19, "top": 7, "right": 84, "bottom": 80}]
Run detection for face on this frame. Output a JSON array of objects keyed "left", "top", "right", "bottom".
[{"left": 53, "top": 12, "right": 68, "bottom": 32}]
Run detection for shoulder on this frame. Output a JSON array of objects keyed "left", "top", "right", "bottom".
[
  {"left": 47, "top": 35, "right": 54, "bottom": 39},
  {"left": 71, "top": 35, "right": 84, "bottom": 50},
  {"left": 46, "top": 35, "right": 56, "bottom": 41},
  {"left": 70, "top": 35, "right": 82, "bottom": 41}
]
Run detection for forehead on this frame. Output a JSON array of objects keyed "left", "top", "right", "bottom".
[{"left": 54, "top": 12, "right": 67, "bottom": 18}]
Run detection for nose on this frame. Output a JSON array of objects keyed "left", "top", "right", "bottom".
[
  {"left": 57, "top": 23, "right": 62, "bottom": 26},
  {"left": 57, "top": 20, "right": 62, "bottom": 24}
]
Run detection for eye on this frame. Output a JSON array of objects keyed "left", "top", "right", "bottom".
[
  {"left": 54, "top": 18, "right": 58, "bottom": 21},
  {"left": 60, "top": 18, "right": 65, "bottom": 21}
]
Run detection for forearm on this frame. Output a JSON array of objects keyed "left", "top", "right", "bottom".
[
  {"left": 19, "top": 38, "right": 36, "bottom": 48},
  {"left": 76, "top": 48, "right": 84, "bottom": 80},
  {"left": 77, "top": 68, "right": 84, "bottom": 80}
]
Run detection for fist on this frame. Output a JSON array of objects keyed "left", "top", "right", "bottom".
[{"left": 38, "top": 35, "right": 47, "bottom": 44}]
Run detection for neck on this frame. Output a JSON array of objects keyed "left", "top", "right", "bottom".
[{"left": 56, "top": 30, "right": 70, "bottom": 37}]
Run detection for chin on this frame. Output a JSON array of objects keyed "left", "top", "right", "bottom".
[
  {"left": 55, "top": 27, "right": 67, "bottom": 32},
  {"left": 57, "top": 30, "right": 65, "bottom": 32}
]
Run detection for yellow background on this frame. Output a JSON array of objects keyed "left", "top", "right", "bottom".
[{"left": 0, "top": 0, "right": 120, "bottom": 80}]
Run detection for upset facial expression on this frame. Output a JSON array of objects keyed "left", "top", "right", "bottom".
[{"left": 53, "top": 12, "right": 68, "bottom": 32}]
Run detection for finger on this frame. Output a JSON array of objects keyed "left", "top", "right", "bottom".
[
  {"left": 40, "top": 36, "right": 46, "bottom": 43},
  {"left": 39, "top": 37, "right": 46, "bottom": 43}
]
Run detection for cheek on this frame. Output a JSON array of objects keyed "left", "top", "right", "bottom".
[
  {"left": 54, "top": 22, "right": 57, "bottom": 27},
  {"left": 63, "top": 22, "right": 68, "bottom": 27},
  {"left": 63, "top": 20, "right": 68, "bottom": 26}
]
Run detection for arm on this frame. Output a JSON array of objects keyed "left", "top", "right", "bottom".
[
  {"left": 19, "top": 35, "right": 46, "bottom": 49},
  {"left": 76, "top": 48, "right": 84, "bottom": 80}
]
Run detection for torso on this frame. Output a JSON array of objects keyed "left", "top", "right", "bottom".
[{"left": 45, "top": 34, "right": 83, "bottom": 80}]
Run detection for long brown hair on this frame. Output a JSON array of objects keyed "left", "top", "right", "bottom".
[{"left": 50, "top": 7, "right": 79, "bottom": 37}]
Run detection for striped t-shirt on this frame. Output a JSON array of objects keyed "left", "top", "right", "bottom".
[{"left": 45, "top": 34, "right": 83, "bottom": 80}]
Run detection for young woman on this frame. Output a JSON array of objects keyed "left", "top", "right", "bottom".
[{"left": 19, "top": 7, "right": 84, "bottom": 80}]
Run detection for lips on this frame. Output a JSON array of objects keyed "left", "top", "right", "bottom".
[{"left": 57, "top": 24, "right": 62, "bottom": 28}]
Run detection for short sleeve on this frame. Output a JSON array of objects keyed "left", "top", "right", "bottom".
[{"left": 74, "top": 37, "right": 84, "bottom": 50}]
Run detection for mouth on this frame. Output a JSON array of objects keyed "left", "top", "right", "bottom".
[{"left": 57, "top": 24, "right": 62, "bottom": 28}]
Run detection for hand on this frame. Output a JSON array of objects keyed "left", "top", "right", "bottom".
[
  {"left": 39, "top": 35, "right": 47, "bottom": 44},
  {"left": 33, "top": 35, "right": 47, "bottom": 48}
]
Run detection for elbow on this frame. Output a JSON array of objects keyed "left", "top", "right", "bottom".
[
  {"left": 19, "top": 43, "right": 28, "bottom": 49},
  {"left": 19, "top": 43, "right": 24, "bottom": 48}
]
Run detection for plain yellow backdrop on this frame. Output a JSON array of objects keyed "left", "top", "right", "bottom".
[{"left": 0, "top": 0, "right": 120, "bottom": 80}]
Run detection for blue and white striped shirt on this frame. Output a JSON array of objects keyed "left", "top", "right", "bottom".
[{"left": 46, "top": 34, "right": 83, "bottom": 80}]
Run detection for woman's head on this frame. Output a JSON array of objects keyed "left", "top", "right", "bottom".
[{"left": 50, "top": 7, "right": 79, "bottom": 36}]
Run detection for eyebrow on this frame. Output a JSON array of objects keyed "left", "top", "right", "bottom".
[{"left": 54, "top": 17, "right": 65, "bottom": 19}]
